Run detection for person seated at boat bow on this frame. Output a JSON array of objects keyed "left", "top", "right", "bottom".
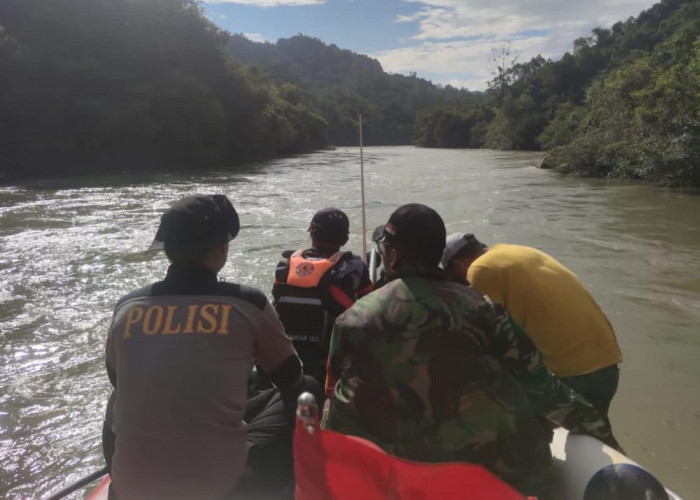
[
  {"left": 323, "top": 203, "right": 623, "bottom": 498},
  {"left": 441, "top": 234, "right": 622, "bottom": 417},
  {"left": 272, "top": 207, "right": 372, "bottom": 389},
  {"left": 103, "top": 194, "right": 316, "bottom": 499}
]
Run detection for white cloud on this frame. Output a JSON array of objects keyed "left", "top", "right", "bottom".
[
  {"left": 374, "top": 37, "right": 547, "bottom": 91},
  {"left": 204, "top": 11, "right": 228, "bottom": 21},
  {"left": 201, "top": 0, "right": 324, "bottom": 6},
  {"left": 372, "top": 0, "right": 653, "bottom": 89},
  {"left": 400, "top": 0, "right": 653, "bottom": 41},
  {"left": 242, "top": 32, "right": 268, "bottom": 43},
  {"left": 447, "top": 78, "right": 487, "bottom": 91}
]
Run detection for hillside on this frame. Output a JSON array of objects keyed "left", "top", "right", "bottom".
[
  {"left": 2, "top": 0, "right": 697, "bottom": 186},
  {"left": 0, "top": 0, "right": 327, "bottom": 181},
  {"left": 227, "top": 34, "right": 477, "bottom": 146},
  {"left": 413, "top": 0, "right": 700, "bottom": 187}
]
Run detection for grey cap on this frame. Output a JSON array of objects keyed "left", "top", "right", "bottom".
[{"left": 440, "top": 233, "right": 486, "bottom": 268}]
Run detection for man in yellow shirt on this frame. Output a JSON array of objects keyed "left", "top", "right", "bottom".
[{"left": 441, "top": 234, "right": 622, "bottom": 416}]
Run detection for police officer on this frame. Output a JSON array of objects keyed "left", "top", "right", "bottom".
[
  {"left": 272, "top": 207, "right": 372, "bottom": 388},
  {"left": 104, "top": 194, "right": 312, "bottom": 499},
  {"left": 323, "top": 203, "right": 622, "bottom": 498}
]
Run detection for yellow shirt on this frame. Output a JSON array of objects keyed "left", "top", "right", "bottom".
[{"left": 467, "top": 244, "right": 621, "bottom": 377}]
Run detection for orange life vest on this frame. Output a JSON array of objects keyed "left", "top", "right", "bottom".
[
  {"left": 286, "top": 250, "right": 347, "bottom": 288},
  {"left": 273, "top": 250, "right": 353, "bottom": 385}
]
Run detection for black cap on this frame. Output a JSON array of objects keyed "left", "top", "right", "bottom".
[
  {"left": 148, "top": 194, "right": 240, "bottom": 251},
  {"left": 308, "top": 207, "right": 349, "bottom": 244},
  {"left": 371, "top": 224, "right": 385, "bottom": 243},
  {"left": 380, "top": 203, "right": 446, "bottom": 265}
]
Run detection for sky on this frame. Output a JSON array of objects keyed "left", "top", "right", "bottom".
[{"left": 200, "top": 0, "right": 657, "bottom": 91}]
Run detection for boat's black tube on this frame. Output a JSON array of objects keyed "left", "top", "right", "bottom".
[{"left": 46, "top": 466, "right": 108, "bottom": 500}]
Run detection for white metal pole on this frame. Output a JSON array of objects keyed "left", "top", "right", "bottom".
[{"left": 359, "top": 111, "right": 367, "bottom": 264}]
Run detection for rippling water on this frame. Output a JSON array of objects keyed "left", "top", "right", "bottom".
[{"left": 1, "top": 147, "right": 699, "bottom": 498}]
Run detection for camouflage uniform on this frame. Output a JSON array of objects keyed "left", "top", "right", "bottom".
[{"left": 323, "top": 274, "right": 618, "bottom": 496}]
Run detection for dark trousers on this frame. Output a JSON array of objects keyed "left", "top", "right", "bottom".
[
  {"left": 234, "top": 388, "right": 296, "bottom": 498},
  {"left": 102, "top": 376, "right": 322, "bottom": 499},
  {"left": 562, "top": 364, "right": 620, "bottom": 417},
  {"left": 235, "top": 375, "right": 322, "bottom": 498}
]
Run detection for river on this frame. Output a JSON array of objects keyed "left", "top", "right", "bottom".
[{"left": 1, "top": 146, "right": 698, "bottom": 498}]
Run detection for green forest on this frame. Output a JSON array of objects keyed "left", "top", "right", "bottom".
[
  {"left": 1, "top": 0, "right": 699, "bottom": 187},
  {"left": 0, "top": 0, "right": 328, "bottom": 180},
  {"left": 412, "top": 0, "right": 700, "bottom": 188},
  {"left": 226, "top": 34, "right": 476, "bottom": 146}
]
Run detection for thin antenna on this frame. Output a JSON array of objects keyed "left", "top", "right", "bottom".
[{"left": 359, "top": 110, "right": 367, "bottom": 264}]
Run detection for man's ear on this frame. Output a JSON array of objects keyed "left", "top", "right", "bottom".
[
  {"left": 387, "top": 245, "right": 401, "bottom": 269},
  {"left": 204, "top": 243, "right": 229, "bottom": 271}
]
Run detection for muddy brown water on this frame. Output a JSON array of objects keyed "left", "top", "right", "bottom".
[{"left": 1, "top": 147, "right": 698, "bottom": 498}]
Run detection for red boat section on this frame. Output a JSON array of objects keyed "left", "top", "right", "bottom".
[{"left": 86, "top": 476, "right": 110, "bottom": 500}]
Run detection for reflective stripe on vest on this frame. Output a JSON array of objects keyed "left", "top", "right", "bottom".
[
  {"left": 276, "top": 296, "right": 323, "bottom": 306},
  {"left": 286, "top": 250, "right": 346, "bottom": 288}
]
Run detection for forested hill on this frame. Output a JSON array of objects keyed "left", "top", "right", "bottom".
[
  {"left": 226, "top": 35, "right": 476, "bottom": 146},
  {"left": 0, "top": 0, "right": 327, "bottom": 181},
  {"left": 2, "top": 0, "right": 697, "bottom": 187},
  {"left": 414, "top": 0, "right": 700, "bottom": 188}
]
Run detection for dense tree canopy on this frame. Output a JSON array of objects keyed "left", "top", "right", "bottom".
[
  {"left": 0, "top": 0, "right": 326, "bottom": 180},
  {"left": 550, "top": 23, "right": 700, "bottom": 187},
  {"left": 412, "top": 0, "right": 700, "bottom": 187},
  {"left": 226, "top": 34, "right": 477, "bottom": 146},
  {"left": 1, "top": 0, "right": 698, "bottom": 187}
]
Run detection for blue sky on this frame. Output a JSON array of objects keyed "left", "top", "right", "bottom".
[{"left": 201, "top": 0, "right": 657, "bottom": 90}]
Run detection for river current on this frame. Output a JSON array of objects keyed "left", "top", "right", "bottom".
[{"left": 1, "top": 147, "right": 698, "bottom": 498}]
